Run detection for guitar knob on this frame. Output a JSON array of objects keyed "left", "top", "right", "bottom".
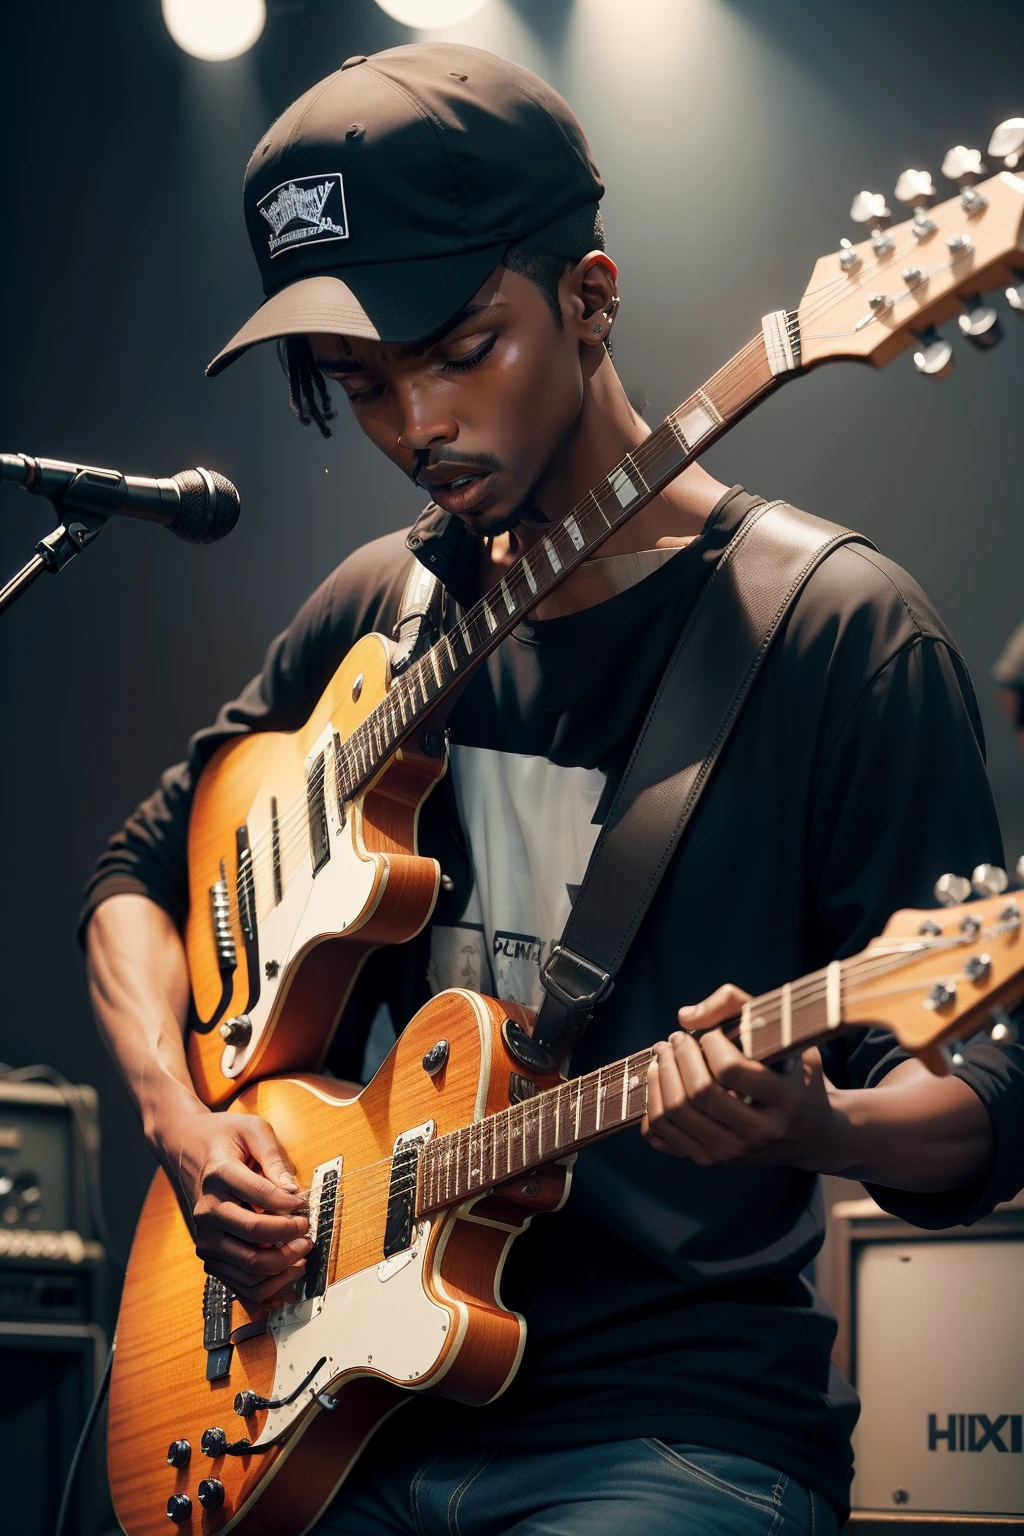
[
  {"left": 197, "top": 1478, "right": 226, "bottom": 1511},
  {"left": 972, "top": 863, "right": 1008, "bottom": 896},
  {"left": 219, "top": 1015, "right": 252, "bottom": 1046},
  {"left": 234, "top": 1389, "right": 259, "bottom": 1417},
  {"left": 912, "top": 328, "right": 955, "bottom": 379},
  {"left": 165, "top": 1438, "right": 191, "bottom": 1468},
  {"left": 934, "top": 872, "right": 972, "bottom": 906},
  {"left": 201, "top": 1426, "right": 228, "bottom": 1457},
  {"left": 988, "top": 117, "right": 1024, "bottom": 170},
  {"left": 166, "top": 1494, "right": 192, "bottom": 1523},
  {"left": 958, "top": 294, "right": 1003, "bottom": 349}
]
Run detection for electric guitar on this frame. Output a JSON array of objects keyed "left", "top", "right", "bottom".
[
  {"left": 111, "top": 877, "right": 1021, "bottom": 1534},
  {"left": 184, "top": 130, "right": 1024, "bottom": 1107}
]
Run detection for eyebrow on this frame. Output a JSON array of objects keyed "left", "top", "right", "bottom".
[{"left": 312, "top": 302, "right": 503, "bottom": 374}]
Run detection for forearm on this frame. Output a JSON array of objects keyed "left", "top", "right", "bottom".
[
  {"left": 86, "top": 892, "right": 210, "bottom": 1153},
  {"left": 809, "top": 1059, "right": 994, "bottom": 1193}
]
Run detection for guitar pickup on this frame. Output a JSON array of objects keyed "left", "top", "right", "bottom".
[{"left": 383, "top": 1123, "right": 433, "bottom": 1260}]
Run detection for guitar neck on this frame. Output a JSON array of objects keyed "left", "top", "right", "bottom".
[
  {"left": 417, "top": 927, "right": 951, "bottom": 1216},
  {"left": 336, "top": 315, "right": 799, "bottom": 802},
  {"left": 415, "top": 948, "right": 877, "bottom": 1218}
]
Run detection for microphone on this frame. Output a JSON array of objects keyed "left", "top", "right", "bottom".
[{"left": 0, "top": 453, "right": 240, "bottom": 545}]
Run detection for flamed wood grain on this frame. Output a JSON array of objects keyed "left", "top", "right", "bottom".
[
  {"left": 185, "top": 632, "right": 445, "bottom": 1106},
  {"left": 110, "top": 992, "right": 564, "bottom": 1535}
]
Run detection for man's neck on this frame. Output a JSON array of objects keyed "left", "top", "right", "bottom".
[{"left": 483, "top": 351, "right": 729, "bottom": 619}]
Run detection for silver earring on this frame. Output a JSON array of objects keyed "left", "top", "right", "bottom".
[{"left": 593, "top": 323, "right": 603, "bottom": 334}]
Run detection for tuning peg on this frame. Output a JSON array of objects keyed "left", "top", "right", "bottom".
[
  {"left": 850, "top": 191, "right": 895, "bottom": 255},
  {"left": 941, "top": 145, "right": 989, "bottom": 214},
  {"left": 934, "top": 872, "right": 972, "bottom": 906},
  {"left": 894, "top": 168, "right": 938, "bottom": 238},
  {"left": 1005, "top": 270, "right": 1024, "bottom": 315},
  {"left": 988, "top": 1008, "right": 1019, "bottom": 1046},
  {"left": 988, "top": 117, "right": 1024, "bottom": 170},
  {"left": 972, "top": 862, "right": 1009, "bottom": 895},
  {"left": 912, "top": 327, "right": 955, "bottom": 379},
  {"left": 958, "top": 293, "right": 1003, "bottom": 349}
]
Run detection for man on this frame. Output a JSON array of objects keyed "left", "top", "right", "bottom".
[{"left": 84, "top": 43, "right": 1024, "bottom": 1535}]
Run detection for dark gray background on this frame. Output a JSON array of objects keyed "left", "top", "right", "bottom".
[{"left": 2, "top": 0, "right": 1022, "bottom": 1267}]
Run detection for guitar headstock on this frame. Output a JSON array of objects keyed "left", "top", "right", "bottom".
[
  {"left": 797, "top": 119, "right": 1024, "bottom": 375},
  {"left": 844, "top": 863, "right": 1023, "bottom": 1074}
]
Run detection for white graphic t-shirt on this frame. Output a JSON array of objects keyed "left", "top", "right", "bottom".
[{"left": 427, "top": 744, "right": 605, "bottom": 1009}]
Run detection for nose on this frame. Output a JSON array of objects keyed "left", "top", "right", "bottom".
[{"left": 395, "top": 383, "right": 458, "bottom": 455}]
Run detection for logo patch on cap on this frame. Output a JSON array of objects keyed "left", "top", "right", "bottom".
[{"left": 257, "top": 173, "right": 349, "bottom": 258}]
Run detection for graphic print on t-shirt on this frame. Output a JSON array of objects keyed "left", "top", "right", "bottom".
[{"left": 428, "top": 745, "right": 606, "bottom": 1009}]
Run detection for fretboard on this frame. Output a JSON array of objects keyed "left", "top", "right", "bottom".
[
  {"left": 414, "top": 942, "right": 930, "bottom": 1218},
  {"left": 334, "top": 318, "right": 797, "bottom": 803},
  {"left": 417, "top": 1049, "right": 653, "bottom": 1216}
]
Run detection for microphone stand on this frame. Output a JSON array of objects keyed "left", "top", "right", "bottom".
[{"left": 0, "top": 505, "right": 108, "bottom": 617}]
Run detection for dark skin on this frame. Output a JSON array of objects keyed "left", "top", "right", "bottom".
[{"left": 87, "top": 252, "right": 993, "bottom": 1304}]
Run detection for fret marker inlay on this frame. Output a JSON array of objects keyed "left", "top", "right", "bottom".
[
  {"left": 608, "top": 465, "right": 637, "bottom": 508},
  {"left": 564, "top": 514, "right": 585, "bottom": 551}
]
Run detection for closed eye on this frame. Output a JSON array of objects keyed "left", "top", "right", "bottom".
[{"left": 441, "top": 335, "right": 497, "bottom": 374}]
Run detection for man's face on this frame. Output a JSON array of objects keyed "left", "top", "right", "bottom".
[{"left": 308, "top": 265, "right": 590, "bottom": 538}]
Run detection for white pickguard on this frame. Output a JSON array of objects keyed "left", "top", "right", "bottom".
[
  {"left": 251, "top": 1221, "right": 455, "bottom": 1446},
  {"left": 220, "top": 726, "right": 384, "bottom": 1079}
]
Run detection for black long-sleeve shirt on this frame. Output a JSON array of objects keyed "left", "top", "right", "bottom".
[{"left": 82, "top": 488, "right": 1024, "bottom": 1512}]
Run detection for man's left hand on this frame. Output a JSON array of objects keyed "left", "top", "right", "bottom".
[{"left": 642, "top": 983, "right": 842, "bottom": 1169}]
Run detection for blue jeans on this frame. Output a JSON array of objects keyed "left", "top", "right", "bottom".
[{"left": 311, "top": 1433, "right": 839, "bottom": 1535}]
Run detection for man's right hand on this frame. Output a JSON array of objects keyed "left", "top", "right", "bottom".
[{"left": 161, "top": 1112, "right": 311, "bottom": 1306}]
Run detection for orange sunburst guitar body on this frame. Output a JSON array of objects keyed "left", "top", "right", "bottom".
[
  {"left": 185, "top": 632, "right": 446, "bottom": 1106},
  {"left": 112, "top": 885, "right": 1022, "bottom": 1533},
  {"left": 112, "top": 992, "right": 568, "bottom": 1536}
]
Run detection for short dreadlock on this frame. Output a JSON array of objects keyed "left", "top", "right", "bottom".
[{"left": 280, "top": 200, "right": 608, "bottom": 438}]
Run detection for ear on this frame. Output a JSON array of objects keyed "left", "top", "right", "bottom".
[{"left": 561, "top": 251, "right": 619, "bottom": 349}]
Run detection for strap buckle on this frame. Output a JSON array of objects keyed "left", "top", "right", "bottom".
[{"left": 540, "top": 945, "right": 614, "bottom": 1017}]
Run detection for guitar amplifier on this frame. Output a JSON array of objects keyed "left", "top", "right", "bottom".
[
  {"left": 829, "top": 1194, "right": 1024, "bottom": 1530},
  {"left": 0, "top": 1078, "right": 98, "bottom": 1238}
]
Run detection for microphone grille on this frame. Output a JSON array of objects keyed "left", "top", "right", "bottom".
[{"left": 170, "top": 468, "right": 240, "bottom": 544}]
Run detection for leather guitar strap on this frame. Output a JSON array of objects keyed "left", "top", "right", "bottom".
[
  {"left": 531, "top": 500, "right": 872, "bottom": 1061},
  {"left": 391, "top": 554, "right": 442, "bottom": 674}
]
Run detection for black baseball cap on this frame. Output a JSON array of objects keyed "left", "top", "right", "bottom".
[{"left": 206, "top": 43, "right": 604, "bottom": 376}]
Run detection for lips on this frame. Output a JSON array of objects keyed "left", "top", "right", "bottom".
[{"left": 426, "top": 471, "right": 495, "bottom": 516}]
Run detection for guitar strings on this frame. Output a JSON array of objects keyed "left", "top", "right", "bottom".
[{"left": 288, "top": 915, "right": 1009, "bottom": 1229}]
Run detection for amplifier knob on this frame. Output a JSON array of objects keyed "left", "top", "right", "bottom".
[
  {"left": 200, "top": 1426, "right": 228, "bottom": 1457},
  {"left": 166, "top": 1438, "right": 191, "bottom": 1467},
  {"left": 166, "top": 1493, "right": 192, "bottom": 1522},
  {"left": 198, "top": 1478, "right": 225, "bottom": 1510}
]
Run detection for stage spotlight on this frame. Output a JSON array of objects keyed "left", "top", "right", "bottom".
[
  {"left": 162, "top": 0, "right": 266, "bottom": 62},
  {"left": 374, "top": 0, "right": 490, "bottom": 27}
]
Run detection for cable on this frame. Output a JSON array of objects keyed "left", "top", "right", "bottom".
[{"left": 53, "top": 1343, "right": 113, "bottom": 1536}]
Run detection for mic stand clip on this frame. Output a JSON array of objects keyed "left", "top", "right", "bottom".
[{"left": 0, "top": 470, "right": 110, "bottom": 618}]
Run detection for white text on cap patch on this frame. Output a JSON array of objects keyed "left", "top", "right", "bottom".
[{"left": 257, "top": 173, "right": 349, "bottom": 257}]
